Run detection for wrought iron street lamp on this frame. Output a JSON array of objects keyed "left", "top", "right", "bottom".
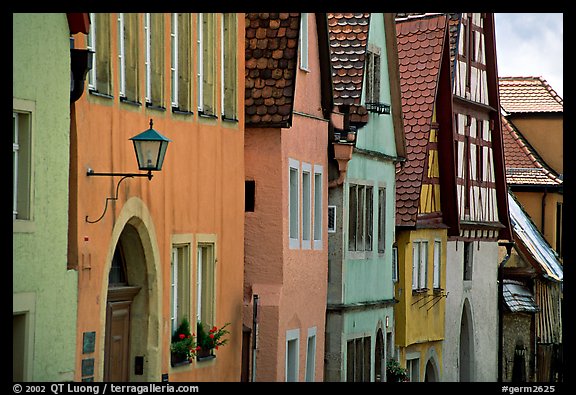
[{"left": 86, "top": 119, "right": 171, "bottom": 223}]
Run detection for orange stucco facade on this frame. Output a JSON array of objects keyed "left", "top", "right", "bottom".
[
  {"left": 70, "top": 13, "right": 245, "bottom": 381},
  {"left": 243, "top": 13, "right": 328, "bottom": 381}
]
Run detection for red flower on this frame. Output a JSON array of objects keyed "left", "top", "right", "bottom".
[
  {"left": 196, "top": 346, "right": 202, "bottom": 351},
  {"left": 179, "top": 334, "right": 185, "bottom": 340},
  {"left": 209, "top": 334, "right": 215, "bottom": 339},
  {"left": 212, "top": 326, "right": 218, "bottom": 332},
  {"left": 215, "top": 346, "right": 219, "bottom": 350}
]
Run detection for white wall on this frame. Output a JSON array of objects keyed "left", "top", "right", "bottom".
[{"left": 443, "top": 240, "right": 499, "bottom": 382}]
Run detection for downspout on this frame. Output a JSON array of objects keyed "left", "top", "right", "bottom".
[
  {"left": 329, "top": 108, "right": 356, "bottom": 188},
  {"left": 498, "top": 241, "right": 515, "bottom": 382}
]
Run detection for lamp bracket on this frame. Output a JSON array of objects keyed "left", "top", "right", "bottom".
[{"left": 85, "top": 168, "right": 153, "bottom": 223}]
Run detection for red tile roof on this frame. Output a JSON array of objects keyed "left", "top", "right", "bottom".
[
  {"left": 501, "top": 115, "right": 562, "bottom": 187},
  {"left": 499, "top": 77, "right": 563, "bottom": 114},
  {"left": 327, "top": 13, "right": 370, "bottom": 124},
  {"left": 395, "top": 14, "right": 447, "bottom": 227},
  {"left": 245, "top": 13, "right": 301, "bottom": 127}
]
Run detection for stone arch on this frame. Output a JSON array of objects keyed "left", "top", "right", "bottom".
[
  {"left": 424, "top": 348, "right": 440, "bottom": 382},
  {"left": 459, "top": 298, "right": 474, "bottom": 382},
  {"left": 99, "top": 197, "right": 162, "bottom": 381}
]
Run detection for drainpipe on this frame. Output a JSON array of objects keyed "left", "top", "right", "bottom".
[
  {"left": 498, "top": 241, "right": 515, "bottom": 382},
  {"left": 328, "top": 107, "right": 356, "bottom": 189}
]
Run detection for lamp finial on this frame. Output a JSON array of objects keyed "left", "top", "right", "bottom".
[{"left": 149, "top": 118, "right": 153, "bottom": 129}]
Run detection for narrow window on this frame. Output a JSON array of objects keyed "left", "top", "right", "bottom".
[
  {"left": 286, "top": 329, "right": 299, "bottom": 382},
  {"left": 174, "top": 13, "right": 192, "bottom": 112},
  {"left": 412, "top": 241, "right": 420, "bottom": 290},
  {"left": 408, "top": 358, "right": 420, "bottom": 382},
  {"left": 222, "top": 13, "right": 237, "bottom": 120},
  {"left": 88, "top": 14, "right": 112, "bottom": 95},
  {"left": 313, "top": 166, "right": 323, "bottom": 249},
  {"left": 347, "top": 337, "right": 371, "bottom": 382},
  {"left": 117, "top": 13, "right": 126, "bottom": 97},
  {"left": 378, "top": 187, "right": 386, "bottom": 253},
  {"left": 299, "top": 13, "right": 308, "bottom": 70},
  {"left": 328, "top": 205, "right": 336, "bottom": 233},
  {"left": 86, "top": 13, "right": 97, "bottom": 90},
  {"left": 197, "top": 244, "right": 215, "bottom": 328},
  {"left": 433, "top": 240, "right": 441, "bottom": 289},
  {"left": 245, "top": 180, "right": 255, "bottom": 212},
  {"left": 366, "top": 186, "right": 373, "bottom": 251},
  {"left": 119, "top": 13, "right": 139, "bottom": 102},
  {"left": 463, "top": 241, "right": 473, "bottom": 281},
  {"left": 13, "top": 112, "right": 32, "bottom": 221},
  {"left": 392, "top": 245, "right": 398, "bottom": 282},
  {"left": 170, "top": 13, "right": 178, "bottom": 108},
  {"left": 198, "top": 13, "right": 216, "bottom": 115},
  {"left": 289, "top": 159, "right": 300, "bottom": 248},
  {"left": 305, "top": 328, "right": 316, "bottom": 382},
  {"left": 365, "top": 47, "right": 381, "bottom": 106},
  {"left": 357, "top": 185, "right": 365, "bottom": 251},
  {"left": 145, "top": 13, "right": 164, "bottom": 107},
  {"left": 348, "top": 185, "right": 358, "bottom": 251},
  {"left": 302, "top": 164, "right": 311, "bottom": 248},
  {"left": 171, "top": 244, "right": 190, "bottom": 334},
  {"left": 144, "top": 13, "right": 151, "bottom": 102},
  {"left": 419, "top": 241, "right": 428, "bottom": 290}
]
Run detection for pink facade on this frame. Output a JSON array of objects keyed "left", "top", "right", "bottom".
[{"left": 243, "top": 13, "right": 328, "bottom": 381}]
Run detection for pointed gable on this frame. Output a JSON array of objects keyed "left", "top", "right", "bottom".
[
  {"left": 327, "top": 13, "right": 370, "bottom": 125},
  {"left": 395, "top": 14, "right": 447, "bottom": 227},
  {"left": 245, "top": 13, "right": 301, "bottom": 128}
]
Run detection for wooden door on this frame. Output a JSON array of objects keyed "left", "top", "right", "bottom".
[{"left": 104, "top": 300, "right": 132, "bottom": 382}]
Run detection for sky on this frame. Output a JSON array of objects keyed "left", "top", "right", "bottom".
[{"left": 494, "top": 13, "right": 563, "bottom": 98}]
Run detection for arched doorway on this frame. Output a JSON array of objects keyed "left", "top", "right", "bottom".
[
  {"left": 375, "top": 329, "right": 384, "bottom": 382},
  {"left": 424, "top": 358, "right": 438, "bottom": 382},
  {"left": 103, "top": 223, "right": 151, "bottom": 382},
  {"left": 459, "top": 299, "right": 474, "bottom": 382}
]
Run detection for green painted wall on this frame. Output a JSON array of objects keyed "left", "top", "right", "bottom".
[{"left": 13, "top": 13, "right": 77, "bottom": 381}]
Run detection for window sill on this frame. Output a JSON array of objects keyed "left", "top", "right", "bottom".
[
  {"left": 172, "top": 107, "right": 194, "bottom": 116},
  {"left": 119, "top": 97, "right": 142, "bottom": 107},
  {"left": 146, "top": 102, "right": 166, "bottom": 112},
  {"left": 412, "top": 288, "right": 429, "bottom": 295},
  {"left": 197, "top": 354, "right": 216, "bottom": 363},
  {"left": 198, "top": 111, "right": 218, "bottom": 119},
  {"left": 88, "top": 89, "right": 113, "bottom": 100},
  {"left": 221, "top": 116, "right": 238, "bottom": 123}
]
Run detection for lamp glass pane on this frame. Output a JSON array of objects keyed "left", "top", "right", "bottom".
[{"left": 134, "top": 139, "right": 161, "bottom": 170}]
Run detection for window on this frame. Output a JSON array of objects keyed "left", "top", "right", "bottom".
[
  {"left": 346, "top": 336, "right": 371, "bottom": 382},
  {"left": 313, "top": 166, "right": 323, "bottom": 248},
  {"left": 289, "top": 159, "right": 300, "bottom": 249},
  {"left": 299, "top": 13, "right": 308, "bottom": 70},
  {"left": 476, "top": 120, "right": 484, "bottom": 181},
  {"left": 302, "top": 163, "right": 311, "bottom": 249},
  {"left": 118, "top": 13, "right": 140, "bottom": 102},
  {"left": 89, "top": 13, "right": 112, "bottom": 96},
  {"left": 463, "top": 241, "right": 473, "bottom": 281},
  {"left": 433, "top": 240, "right": 441, "bottom": 289},
  {"left": 412, "top": 241, "right": 428, "bottom": 291},
  {"left": 348, "top": 183, "right": 374, "bottom": 252},
  {"left": 13, "top": 111, "right": 32, "bottom": 222},
  {"left": 197, "top": 243, "right": 215, "bottom": 327},
  {"left": 245, "top": 180, "right": 255, "bottom": 212},
  {"left": 171, "top": 244, "right": 191, "bottom": 334},
  {"left": 221, "top": 13, "right": 237, "bottom": 120},
  {"left": 305, "top": 328, "right": 316, "bottom": 382},
  {"left": 145, "top": 13, "right": 164, "bottom": 108},
  {"left": 407, "top": 358, "right": 420, "bottom": 382},
  {"left": 377, "top": 187, "right": 386, "bottom": 253},
  {"left": 328, "top": 205, "right": 336, "bottom": 233},
  {"left": 198, "top": 13, "right": 216, "bottom": 116},
  {"left": 392, "top": 245, "right": 398, "bottom": 282},
  {"left": 172, "top": 13, "right": 193, "bottom": 112},
  {"left": 286, "top": 329, "right": 300, "bottom": 382},
  {"left": 365, "top": 46, "right": 381, "bottom": 105}
]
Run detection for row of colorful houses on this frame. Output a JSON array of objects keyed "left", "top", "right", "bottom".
[{"left": 13, "top": 12, "right": 562, "bottom": 383}]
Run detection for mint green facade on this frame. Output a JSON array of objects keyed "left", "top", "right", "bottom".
[
  {"left": 13, "top": 13, "right": 77, "bottom": 381},
  {"left": 326, "top": 13, "right": 401, "bottom": 381}
]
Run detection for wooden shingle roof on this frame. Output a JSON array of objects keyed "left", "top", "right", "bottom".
[
  {"left": 327, "top": 13, "right": 370, "bottom": 124},
  {"left": 245, "top": 13, "right": 301, "bottom": 128},
  {"left": 501, "top": 115, "right": 562, "bottom": 187},
  {"left": 395, "top": 14, "right": 447, "bottom": 227},
  {"left": 499, "top": 76, "right": 563, "bottom": 114}
]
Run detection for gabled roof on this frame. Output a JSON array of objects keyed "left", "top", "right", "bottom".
[
  {"left": 508, "top": 191, "right": 563, "bottom": 282},
  {"left": 501, "top": 115, "right": 562, "bottom": 187},
  {"left": 502, "top": 279, "right": 539, "bottom": 314},
  {"left": 245, "top": 13, "right": 301, "bottom": 128},
  {"left": 327, "top": 13, "right": 370, "bottom": 124},
  {"left": 499, "top": 76, "right": 563, "bottom": 114},
  {"left": 395, "top": 14, "right": 447, "bottom": 227}
]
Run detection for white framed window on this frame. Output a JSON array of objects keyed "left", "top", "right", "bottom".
[
  {"left": 13, "top": 110, "right": 32, "bottom": 223},
  {"left": 392, "top": 245, "right": 398, "bottom": 282},
  {"left": 86, "top": 13, "right": 97, "bottom": 90},
  {"left": 221, "top": 13, "right": 237, "bottom": 120},
  {"left": 289, "top": 158, "right": 300, "bottom": 249},
  {"left": 171, "top": 243, "right": 191, "bottom": 334},
  {"left": 197, "top": 242, "right": 216, "bottom": 328},
  {"left": 117, "top": 13, "right": 126, "bottom": 97},
  {"left": 170, "top": 13, "right": 178, "bottom": 108},
  {"left": 407, "top": 357, "right": 420, "bottom": 382},
  {"left": 286, "top": 328, "right": 300, "bottom": 382},
  {"left": 305, "top": 327, "right": 317, "bottom": 382},
  {"left": 302, "top": 162, "right": 312, "bottom": 249},
  {"left": 377, "top": 187, "right": 386, "bottom": 253},
  {"left": 197, "top": 13, "right": 203, "bottom": 111},
  {"left": 412, "top": 240, "right": 428, "bottom": 291},
  {"left": 144, "top": 13, "right": 152, "bottom": 103},
  {"left": 327, "top": 205, "right": 336, "bottom": 233},
  {"left": 299, "top": 13, "right": 309, "bottom": 71},
  {"left": 348, "top": 183, "right": 374, "bottom": 252},
  {"left": 313, "top": 165, "right": 323, "bottom": 249},
  {"left": 433, "top": 240, "right": 441, "bottom": 289},
  {"left": 197, "top": 13, "right": 216, "bottom": 115}
]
